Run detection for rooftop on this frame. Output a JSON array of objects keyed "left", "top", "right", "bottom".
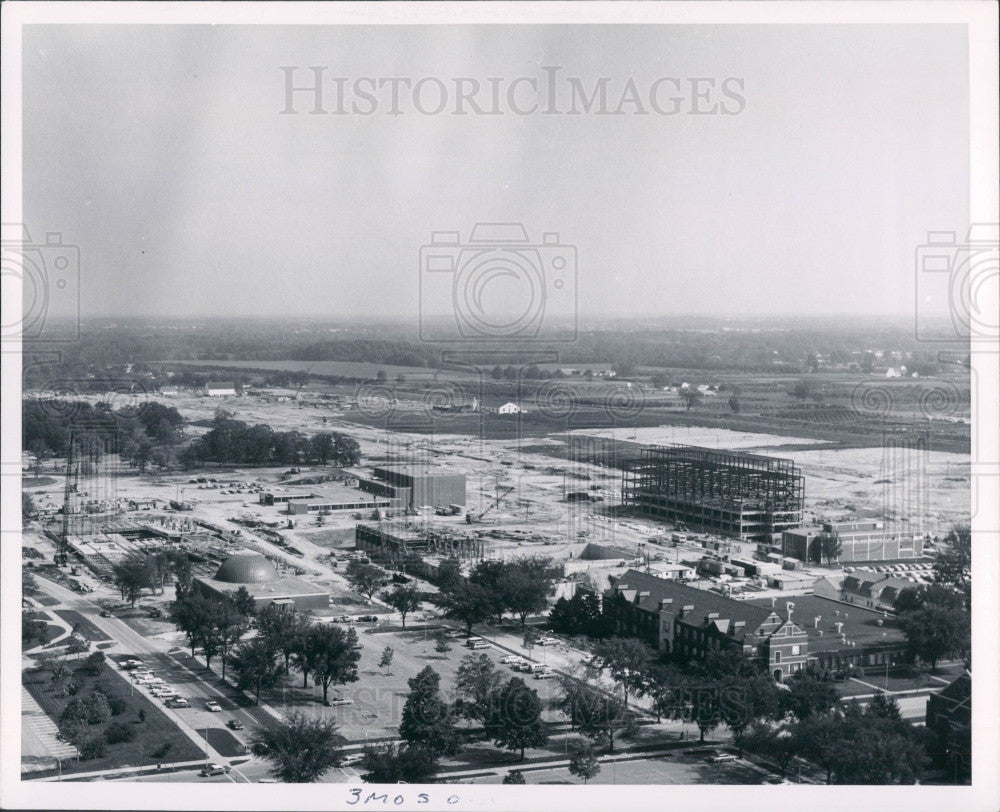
[
  {"left": 214, "top": 552, "right": 278, "bottom": 584},
  {"left": 610, "top": 569, "right": 774, "bottom": 637},
  {"left": 748, "top": 593, "right": 905, "bottom": 653},
  {"left": 198, "top": 574, "right": 328, "bottom": 599}
]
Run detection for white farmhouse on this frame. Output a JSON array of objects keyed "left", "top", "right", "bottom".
[{"left": 497, "top": 402, "right": 525, "bottom": 415}]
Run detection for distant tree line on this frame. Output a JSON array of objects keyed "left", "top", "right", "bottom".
[
  {"left": 23, "top": 399, "right": 185, "bottom": 473},
  {"left": 179, "top": 411, "right": 360, "bottom": 468}
]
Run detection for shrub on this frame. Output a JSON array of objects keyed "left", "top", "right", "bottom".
[
  {"left": 151, "top": 741, "right": 173, "bottom": 759},
  {"left": 104, "top": 720, "right": 136, "bottom": 744},
  {"left": 84, "top": 651, "right": 105, "bottom": 675},
  {"left": 84, "top": 692, "right": 113, "bottom": 725},
  {"left": 107, "top": 696, "right": 127, "bottom": 716},
  {"left": 78, "top": 733, "right": 107, "bottom": 760}
]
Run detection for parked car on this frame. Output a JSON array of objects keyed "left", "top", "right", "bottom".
[
  {"left": 536, "top": 637, "right": 558, "bottom": 646},
  {"left": 99, "top": 609, "right": 112, "bottom": 617},
  {"left": 166, "top": 697, "right": 190, "bottom": 708},
  {"left": 205, "top": 701, "right": 222, "bottom": 712},
  {"left": 534, "top": 671, "right": 555, "bottom": 679},
  {"left": 342, "top": 752, "right": 365, "bottom": 766},
  {"left": 708, "top": 753, "right": 738, "bottom": 763},
  {"left": 226, "top": 719, "right": 245, "bottom": 730},
  {"left": 199, "top": 764, "right": 229, "bottom": 777},
  {"left": 328, "top": 698, "right": 353, "bottom": 706},
  {"left": 500, "top": 655, "right": 522, "bottom": 665}
]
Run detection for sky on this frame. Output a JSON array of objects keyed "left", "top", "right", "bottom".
[{"left": 21, "top": 24, "right": 969, "bottom": 323}]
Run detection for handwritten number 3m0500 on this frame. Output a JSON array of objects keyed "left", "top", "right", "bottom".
[{"left": 346, "top": 789, "right": 460, "bottom": 806}]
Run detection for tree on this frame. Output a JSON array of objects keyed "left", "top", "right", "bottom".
[
  {"left": 827, "top": 703, "right": 928, "bottom": 784},
  {"left": 790, "top": 379, "right": 813, "bottom": 400},
  {"left": 898, "top": 603, "right": 970, "bottom": 670},
  {"left": 379, "top": 647, "right": 395, "bottom": 674},
  {"left": 229, "top": 586, "right": 257, "bottom": 618},
  {"left": 592, "top": 637, "right": 653, "bottom": 708},
  {"left": 229, "top": 637, "right": 282, "bottom": 704},
  {"left": 792, "top": 711, "right": 846, "bottom": 784},
  {"left": 112, "top": 554, "right": 151, "bottom": 606},
  {"left": 818, "top": 532, "right": 842, "bottom": 565},
  {"left": 23, "top": 491, "right": 37, "bottom": 522},
  {"left": 741, "top": 722, "right": 797, "bottom": 776},
  {"left": 782, "top": 669, "right": 839, "bottom": 721},
  {"left": 359, "top": 743, "right": 439, "bottom": 784},
  {"left": 382, "top": 583, "right": 420, "bottom": 628},
  {"left": 454, "top": 653, "right": 503, "bottom": 721},
  {"left": 83, "top": 651, "right": 105, "bottom": 676},
  {"left": 435, "top": 581, "right": 493, "bottom": 635},
  {"left": 434, "top": 630, "right": 453, "bottom": 656},
  {"left": 502, "top": 769, "right": 526, "bottom": 784},
  {"left": 435, "top": 557, "right": 464, "bottom": 593},
  {"left": 522, "top": 628, "right": 541, "bottom": 661},
  {"left": 344, "top": 560, "right": 390, "bottom": 601},
  {"left": 250, "top": 711, "right": 344, "bottom": 782},
  {"left": 933, "top": 525, "right": 971, "bottom": 610},
  {"left": 681, "top": 388, "right": 702, "bottom": 411},
  {"left": 399, "top": 666, "right": 460, "bottom": 757},
  {"left": 257, "top": 605, "right": 313, "bottom": 674},
  {"left": 303, "top": 624, "right": 361, "bottom": 705},
  {"left": 104, "top": 720, "right": 136, "bottom": 744},
  {"left": 23, "top": 616, "right": 51, "bottom": 649},
  {"left": 210, "top": 598, "right": 250, "bottom": 680},
  {"left": 568, "top": 740, "right": 601, "bottom": 784},
  {"left": 561, "top": 678, "right": 636, "bottom": 753},
  {"left": 22, "top": 568, "right": 39, "bottom": 596},
  {"left": 549, "top": 591, "right": 606, "bottom": 638},
  {"left": 483, "top": 677, "right": 548, "bottom": 760}
]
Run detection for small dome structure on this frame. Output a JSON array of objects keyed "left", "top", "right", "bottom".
[{"left": 214, "top": 552, "right": 278, "bottom": 584}]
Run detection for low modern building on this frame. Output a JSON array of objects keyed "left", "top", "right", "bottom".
[
  {"left": 813, "top": 573, "right": 918, "bottom": 612},
  {"left": 284, "top": 484, "right": 396, "bottom": 515},
  {"left": 193, "top": 551, "right": 329, "bottom": 611},
  {"left": 782, "top": 519, "right": 925, "bottom": 564},
  {"left": 359, "top": 465, "right": 467, "bottom": 510},
  {"left": 205, "top": 381, "right": 237, "bottom": 397}
]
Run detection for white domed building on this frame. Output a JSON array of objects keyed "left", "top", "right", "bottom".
[{"left": 194, "top": 550, "right": 329, "bottom": 611}]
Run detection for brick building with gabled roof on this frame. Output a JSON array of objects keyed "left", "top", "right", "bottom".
[{"left": 604, "top": 569, "right": 809, "bottom": 681}]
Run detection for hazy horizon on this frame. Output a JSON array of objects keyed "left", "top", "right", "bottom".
[{"left": 22, "top": 24, "right": 969, "bottom": 323}]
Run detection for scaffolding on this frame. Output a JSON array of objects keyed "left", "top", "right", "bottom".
[{"left": 621, "top": 444, "right": 804, "bottom": 541}]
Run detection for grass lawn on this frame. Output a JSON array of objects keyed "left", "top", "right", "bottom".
[
  {"left": 195, "top": 728, "right": 248, "bottom": 758},
  {"left": 52, "top": 609, "right": 113, "bottom": 642},
  {"left": 22, "top": 661, "right": 201, "bottom": 775}
]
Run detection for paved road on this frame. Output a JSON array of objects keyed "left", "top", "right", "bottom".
[{"left": 31, "top": 577, "right": 274, "bottom": 775}]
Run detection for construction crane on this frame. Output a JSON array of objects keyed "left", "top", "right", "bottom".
[
  {"left": 58, "top": 433, "right": 76, "bottom": 566},
  {"left": 467, "top": 485, "right": 514, "bottom": 523}
]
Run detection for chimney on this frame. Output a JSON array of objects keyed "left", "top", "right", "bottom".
[
  {"left": 813, "top": 616, "right": 821, "bottom": 628},
  {"left": 834, "top": 622, "right": 844, "bottom": 634},
  {"left": 660, "top": 598, "right": 673, "bottom": 610},
  {"left": 817, "top": 630, "right": 824, "bottom": 636},
  {"left": 681, "top": 604, "right": 694, "bottom": 618},
  {"left": 786, "top": 602, "right": 795, "bottom": 621},
  {"left": 770, "top": 597, "right": 777, "bottom": 608}
]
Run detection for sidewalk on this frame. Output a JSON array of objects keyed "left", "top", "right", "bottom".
[
  {"left": 30, "top": 759, "right": 211, "bottom": 782},
  {"left": 21, "top": 686, "right": 78, "bottom": 773}
]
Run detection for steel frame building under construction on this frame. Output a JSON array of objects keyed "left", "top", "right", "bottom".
[{"left": 622, "top": 445, "right": 804, "bottom": 541}]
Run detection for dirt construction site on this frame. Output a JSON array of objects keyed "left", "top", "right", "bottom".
[{"left": 25, "top": 387, "right": 970, "bottom": 596}]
